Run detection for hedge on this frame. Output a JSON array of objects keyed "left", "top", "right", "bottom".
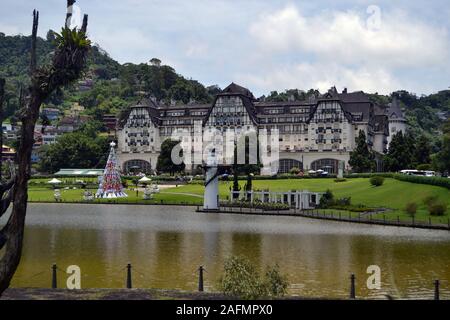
[{"left": 392, "top": 174, "right": 450, "bottom": 190}]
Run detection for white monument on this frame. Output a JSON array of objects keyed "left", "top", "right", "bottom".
[
  {"left": 338, "top": 160, "right": 345, "bottom": 179},
  {"left": 203, "top": 150, "right": 219, "bottom": 210}
]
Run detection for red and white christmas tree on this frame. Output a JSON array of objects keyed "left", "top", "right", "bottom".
[{"left": 96, "top": 141, "right": 127, "bottom": 198}]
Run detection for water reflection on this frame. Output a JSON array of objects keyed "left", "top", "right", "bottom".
[{"left": 5, "top": 204, "right": 450, "bottom": 299}]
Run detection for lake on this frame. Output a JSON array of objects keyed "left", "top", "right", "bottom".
[{"left": 4, "top": 203, "right": 450, "bottom": 299}]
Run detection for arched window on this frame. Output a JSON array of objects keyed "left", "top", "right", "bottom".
[
  {"left": 310, "top": 159, "right": 339, "bottom": 174},
  {"left": 278, "top": 159, "right": 303, "bottom": 174},
  {"left": 123, "top": 159, "right": 152, "bottom": 174}
]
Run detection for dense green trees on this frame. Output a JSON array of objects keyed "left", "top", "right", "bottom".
[
  {"left": 432, "top": 120, "right": 450, "bottom": 173},
  {"left": 349, "top": 130, "right": 376, "bottom": 172},
  {"left": 0, "top": 33, "right": 215, "bottom": 127},
  {"left": 413, "top": 134, "right": 431, "bottom": 166},
  {"left": 156, "top": 139, "right": 185, "bottom": 175},
  {"left": 383, "top": 131, "right": 414, "bottom": 172},
  {"left": 39, "top": 132, "right": 108, "bottom": 173}
]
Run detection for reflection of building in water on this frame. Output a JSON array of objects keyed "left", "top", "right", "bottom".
[{"left": 117, "top": 83, "right": 406, "bottom": 174}]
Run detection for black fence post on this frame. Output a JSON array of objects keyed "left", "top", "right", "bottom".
[
  {"left": 126, "top": 263, "right": 132, "bottom": 289},
  {"left": 350, "top": 274, "right": 356, "bottom": 299},
  {"left": 434, "top": 280, "right": 440, "bottom": 300},
  {"left": 198, "top": 266, "right": 204, "bottom": 292},
  {"left": 51, "top": 264, "right": 57, "bottom": 289},
  {"left": 397, "top": 216, "right": 400, "bottom": 225}
]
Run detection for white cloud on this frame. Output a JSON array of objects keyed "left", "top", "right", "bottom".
[
  {"left": 0, "top": 24, "right": 24, "bottom": 35},
  {"left": 236, "top": 62, "right": 399, "bottom": 95},
  {"left": 185, "top": 41, "right": 209, "bottom": 58},
  {"left": 249, "top": 5, "right": 449, "bottom": 68}
]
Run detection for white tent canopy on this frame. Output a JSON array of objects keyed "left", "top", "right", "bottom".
[
  {"left": 138, "top": 176, "right": 152, "bottom": 183},
  {"left": 48, "top": 178, "right": 62, "bottom": 184}
]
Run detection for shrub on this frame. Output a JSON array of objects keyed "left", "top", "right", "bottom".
[
  {"left": 224, "top": 201, "right": 290, "bottom": 211},
  {"left": 289, "top": 167, "right": 301, "bottom": 175},
  {"left": 263, "top": 264, "right": 289, "bottom": 297},
  {"left": 423, "top": 195, "right": 438, "bottom": 206},
  {"left": 416, "top": 164, "right": 432, "bottom": 171},
  {"left": 370, "top": 176, "right": 385, "bottom": 187},
  {"left": 319, "top": 189, "right": 334, "bottom": 208},
  {"left": 219, "top": 256, "right": 289, "bottom": 299},
  {"left": 335, "top": 197, "right": 351, "bottom": 206},
  {"left": 405, "top": 202, "right": 417, "bottom": 217},
  {"left": 393, "top": 174, "right": 450, "bottom": 190},
  {"left": 428, "top": 201, "right": 447, "bottom": 216}
]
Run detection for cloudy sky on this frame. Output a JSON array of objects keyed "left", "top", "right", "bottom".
[{"left": 1, "top": 0, "right": 449, "bottom": 96}]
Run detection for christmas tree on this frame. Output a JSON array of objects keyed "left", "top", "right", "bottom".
[{"left": 96, "top": 141, "right": 127, "bottom": 198}]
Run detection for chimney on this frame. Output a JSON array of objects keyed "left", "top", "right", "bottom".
[{"left": 342, "top": 88, "right": 347, "bottom": 94}]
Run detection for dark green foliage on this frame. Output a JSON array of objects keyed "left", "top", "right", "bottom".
[
  {"left": 289, "top": 167, "right": 301, "bottom": 174},
  {"left": 423, "top": 195, "right": 439, "bottom": 206},
  {"left": 405, "top": 202, "right": 417, "bottom": 217},
  {"left": 318, "top": 191, "right": 371, "bottom": 211},
  {"left": 232, "top": 174, "right": 240, "bottom": 199},
  {"left": 413, "top": 135, "right": 431, "bottom": 166},
  {"left": 227, "top": 200, "right": 290, "bottom": 211},
  {"left": 244, "top": 174, "right": 253, "bottom": 193},
  {"left": 432, "top": 120, "right": 450, "bottom": 173},
  {"left": 156, "top": 139, "right": 185, "bottom": 175},
  {"left": 319, "top": 189, "right": 334, "bottom": 208},
  {"left": 390, "top": 90, "right": 449, "bottom": 148},
  {"left": 370, "top": 176, "right": 385, "bottom": 186},
  {"left": 428, "top": 201, "right": 447, "bottom": 216},
  {"left": 219, "top": 256, "right": 289, "bottom": 299},
  {"left": 349, "top": 130, "right": 376, "bottom": 172},
  {"left": 416, "top": 163, "right": 432, "bottom": 171},
  {"left": 38, "top": 132, "right": 108, "bottom": 173},
  {"left": 335, "top": 197, "right": 351, "bottom": 206},
  {"left": 219, "top": 256, "right": 266, "bottom": 300},
  {"left": 394, "top": 173, "right": 450, "bottom": 189},
  {"left": 263, "top": 264, "right": 289, "bottom": 298},
  {"left": 0, "top": 32, "right": 214, "bottom": 124},
  {"left": 384, "top": 131, "right": 415, "bottom": 171},
  {"left": 75, "top": 119, "right": 106, "bottom": 137}
]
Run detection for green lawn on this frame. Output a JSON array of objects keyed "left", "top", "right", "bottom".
[
  {"left": 27, "top": 178, "right": 450, "bottom": 224},
  {"left": 160, "top": 178, "right": 450, "bottom": 224},
  {"left": 27, "top": 186, "right": 203, "bottom": 205}
]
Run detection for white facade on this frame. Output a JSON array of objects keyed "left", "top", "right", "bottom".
[{"left": 117, "top": 84, "right": 406, "bottom": 174}]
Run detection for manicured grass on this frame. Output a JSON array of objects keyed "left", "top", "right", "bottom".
[
  {"left": 27, "top": 187, "right": 202, "bottom": 205},
  {"left": 27, "top": 178, "right": 450, "bottom": 224},
  {"left": 164, "top": 178, "right": 450, "bottom": 224}
]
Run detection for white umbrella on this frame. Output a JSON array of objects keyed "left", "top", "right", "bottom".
[
  {"left": 48, "top": 178, "right": 62, "bottom": 184},
  {"left": 138, "top": 176, "right": 152, "bottom": 183}
]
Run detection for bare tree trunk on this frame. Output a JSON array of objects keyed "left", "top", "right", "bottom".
[
  {"left": 0, "top": 2, "right": 89, "bottom": 294},
  {"left": 0, "top": 78, "right": 4, "bottom": 179},
  {"left": 0, "top": 10, "right": 41, "bottom": 294}
]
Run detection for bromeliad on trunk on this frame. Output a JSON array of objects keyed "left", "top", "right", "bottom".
[{"left": 0, "top": 0, "right": 91, "bottom": 295}]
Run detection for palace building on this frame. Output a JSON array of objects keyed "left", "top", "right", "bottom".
[{"left": 117, "top": 83, "right": 406, "bottom": 175}]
